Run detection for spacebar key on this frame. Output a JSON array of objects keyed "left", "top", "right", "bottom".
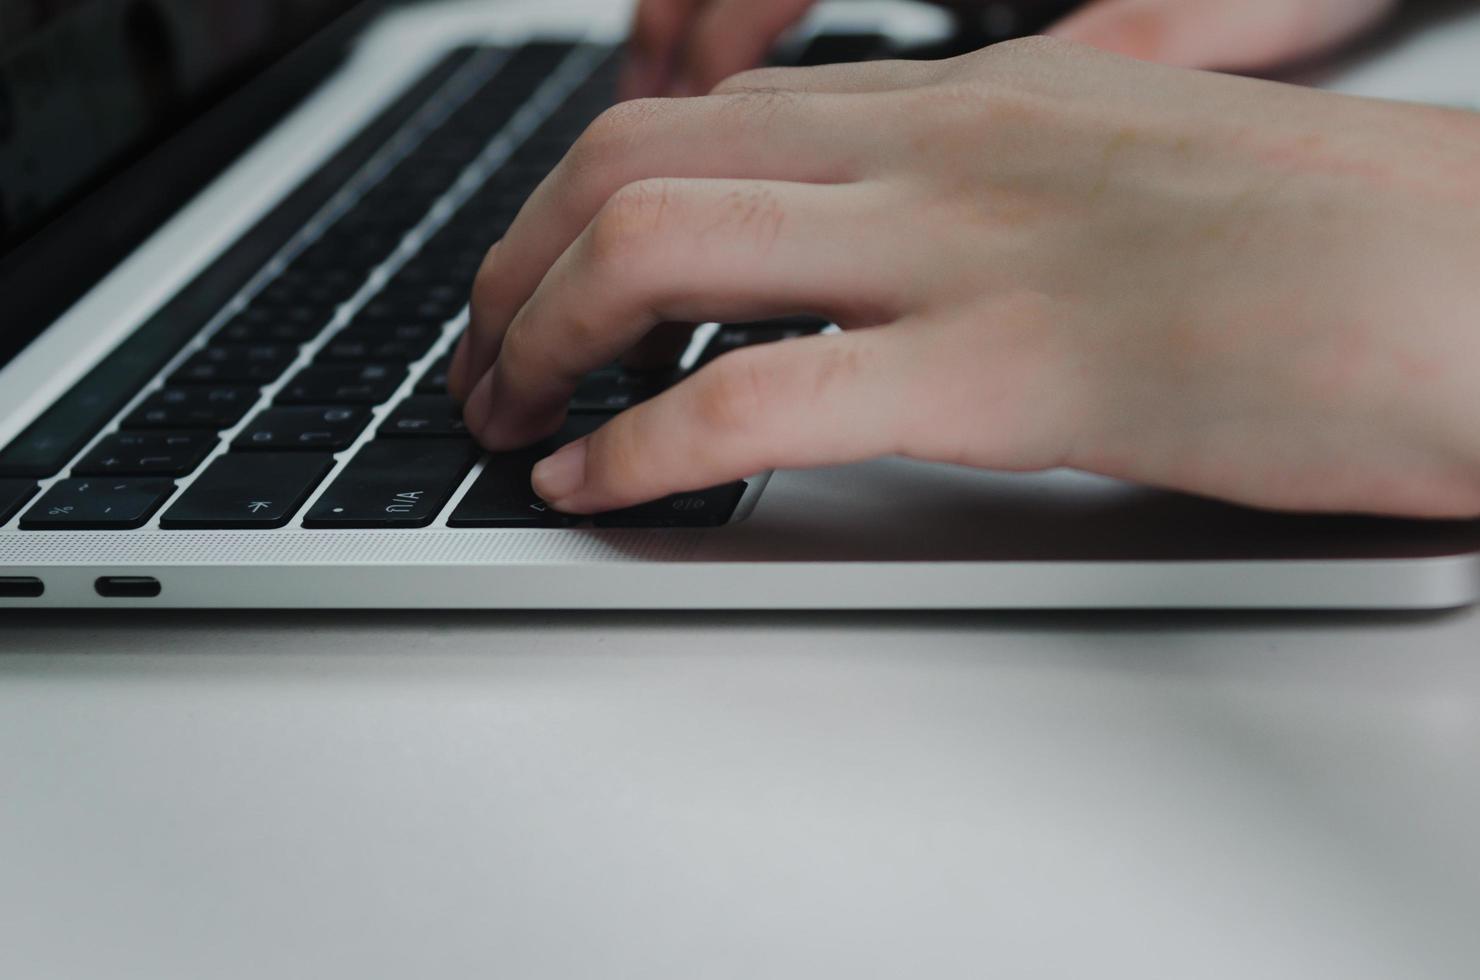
[{"left": 303, "top": 439, "right": 477, "bottom": 528}]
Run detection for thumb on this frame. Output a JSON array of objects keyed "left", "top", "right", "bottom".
[{"left": 1046, "top": 0, "right": 1395, "bottom": 72}]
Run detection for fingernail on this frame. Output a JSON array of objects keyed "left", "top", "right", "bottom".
[{"left": 532, "top": 439, "right": 588, "bottom": 503}]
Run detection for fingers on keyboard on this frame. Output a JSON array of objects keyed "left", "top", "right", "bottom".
[{"left": 2, "top": 42, "right": 805, "bottom": 533}]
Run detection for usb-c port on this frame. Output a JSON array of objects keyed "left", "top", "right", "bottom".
[
  {"left": 0, "top": 577, "right": 44, "bottom": 598},
  {"left": 95, "top": 576, "right": 161, "bottom": 598}
]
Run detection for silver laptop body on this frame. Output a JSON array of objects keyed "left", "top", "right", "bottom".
[{"left": 3, "top": 0, "right": 1478, "bottom": 610}]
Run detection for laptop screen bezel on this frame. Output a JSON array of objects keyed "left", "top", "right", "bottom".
[{"left": 0, "top": 0, "right": 384, "bottom": 372}]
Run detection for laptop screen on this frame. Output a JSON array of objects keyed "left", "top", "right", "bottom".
[
  {"left": 0, "top": 0, "right": 358, "bottom": 253},
  {"left": 0, "top": 0, "right": 370, "bottom": 370}
]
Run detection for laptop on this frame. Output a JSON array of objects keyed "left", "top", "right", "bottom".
[{"left": 3, "top": 0, "right": 1479, "bottom": 610}]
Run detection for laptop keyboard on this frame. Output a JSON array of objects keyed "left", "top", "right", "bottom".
[{"left": 0, "top": 41, "right": 831, "bottom": 533}]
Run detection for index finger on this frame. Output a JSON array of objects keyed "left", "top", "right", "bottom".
[
  {"left": 465, "top": 177, "right": 901, "bottom": 451},
  {"left": 449, "top": 88, "right": 867, "bottom": 403}
]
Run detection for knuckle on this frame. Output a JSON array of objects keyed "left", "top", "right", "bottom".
[
  {"left": 492, "top": 317, "right": 537, "bottom": 377},
  {"left": 585, "top": 177, "right": 676, "bottom": 269},
  {"left": 587, "top": 99, "right": 664, "bottom": 148},
  {"left": 909, "top": 75, "right": 1039, "bottom": 136},
  {"left": 499, "top": 304, "right": 565, "bottom": 377},
  {"left": 712, "top": 84, "right": 802, "bottom": 128},
  {"left": 899, "top": 80, "right": 983, "bottom": 130},
  {"left": 946, "top": 36, "right": 1072, "bottom": 87},
  {"left": 469, "top": 241, "right": 501, "bottom": 300},
  {"left": 565, "top": 99, "right": 666, "bottom": 183}
]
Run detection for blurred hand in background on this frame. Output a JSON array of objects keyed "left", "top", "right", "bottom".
[{"left": 620, "top": 0, "right": 1399, "bottom": 99}]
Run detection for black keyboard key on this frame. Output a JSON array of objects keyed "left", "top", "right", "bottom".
[
  {"left": 380, "top": 262, "right": 458, "bottom": 295},
  {"left": 413, "top": 216, "right": 492, "bottom": 256},
  {"left": 794, "top": 32, "right": 891, "bottom": 66},
  {"left": 376, "top": 280, "right": 468, "bottom": 316},
  {"left": 298, "top": 227, "right": 401, "bottom": 273},
  {"left": 594, "top": 483, "right": 747, "bottom": 528},
  {"left": 0, "top": 479, "right": 39, "bottom": 525},
  {"left": 169, "top": 344, "right": 300, "bottom": 386},
  {"left": 354, "top": 297, "right": 457, "bottom": 327},
  {"left": 316, "top": 324, "right": 440, "bottom": 364},
  {"left": 277, "top": 364, "right": 406, "bottom": 405},
  {"left": 0, "top": 350, "right": 167, "bottom": 478},
  {"left": 569, "top": 369, "right": 673, "bottom": 414},
  {"left": 229, "top": 300, "right": 326, "bottom": 331},
  {"left": 694, "top": 317, "right": 829, "bottom": 368},
  {"left": 415, "top": 354, "right": 454, "bottom": 394},
  {"left": 215, "top": 311, "right": 330, "bottom": 346},
  {"left": 219, "top": 304, "right": 327, "bottom": 347},
  {"left": 501, "top": 40, "right": 578, "bottom": 78},
  {"left": 338, "top": 185, "right": 434, "bottom": 224},
  {"left": 160, "top": 453, "right": 334, "bottom": 530},
  {"left": 379, "top": 395, "right": 468, "bottom": 438},
  {"left": 233, "top": 406, "right": 372, "bottom": 452},
  {"left": 123, "top": 387, "right": 259, "bottom": 430},
  {"left": 399, "top": 245, "right": 484, "bottom": 286},
  {"left": 20, "top": 478, "right": 175, "bottom": 530},
  {"left": 73, "top": 431, "right": 217, "bottom": 477},
  {"left": 0, "top": 49, "right": 481, "bottom": 480},
  {"left": 314, "top": 336, "right": 389, "bottom": 364},
  {"left": 446, "top": 416, "right": 603, "bottom": 528},
  {"left": 447, "top": 454, "right": 578, "bottom": 528},
  {"left": 256, "top": 270, "right": 361, "bottom": 309},
  {"left": 303, "top": 439, "right": 477, "bottom": 528}
]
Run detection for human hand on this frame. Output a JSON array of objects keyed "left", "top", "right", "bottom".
[
  {"left": 619, "top": 0, "right": 1398, "bottom": 99},
  {"left": 450, "top": 39, "right": 1480, "bottom": 519},
  {"left": 1048, "top": 0, "right": 1398, "bottom": 70}
]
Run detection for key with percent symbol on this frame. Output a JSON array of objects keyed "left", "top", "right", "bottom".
[{"left": 20, "top": 478, "right": 177, "bottom": 530}]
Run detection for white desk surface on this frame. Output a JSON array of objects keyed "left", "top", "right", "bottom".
[
  {"left": 5, "top": 3, "right": 1480, "bottom": 978},
  {"left": 2, "top": 606, "right": 1479, "bottom": 978}
]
